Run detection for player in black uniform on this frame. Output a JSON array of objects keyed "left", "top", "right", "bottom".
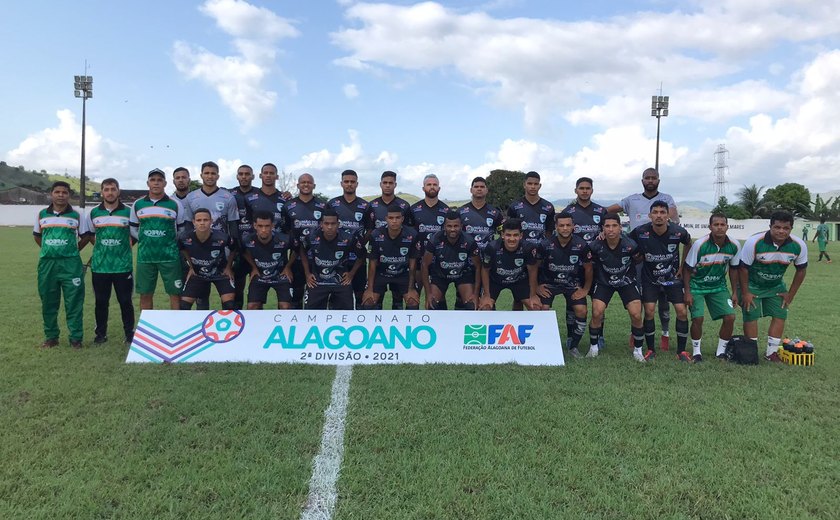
[
  {"left": 459, "top": 176, "right": 504, "bottom": 251},
  {"left": 629, "top": 200, "right": 692, "bottom": 361},
  {"left": 300, "top": 207, "right": 365, "bottom": 310},
  {"left": 178, "top": 209, "right": 235, "bottom": 310},
  {"left": 284, "top": 173, "right": 327, "bottom": 309},
  {"left": 244, "top": 163, "right": 290, "bottom": 234},
  {"left": 588, "top": 214, "right": 646, "bottom": 362},
  {"left": 368, "top": 171, "right": 413, "bottom": 229},
  {"left": 421, "top": 210, "right": 481, "bottom": 310},
  {"left": 328, "top": 169, "right": 372, "bottom": 307},
  {"left": 361, "top": 206, "right": 421, "bottom": 310},
  {"left": 230, "top": 164, "right": 256, "bottom": 309},
  {"left": 171, "top": 166, "right": 209, "bottom": 310},
  {"left": 409, "top": 174, "right": 449, "bottom": 294},
  {"left": 537, "top": 212, "right": 593, "bottom": 358},
  {"left": 242, "top": 210, "right": 296, "bottom": 309},
  {"left": 479, "top": 219, "right": 541, "bottom": 311}
]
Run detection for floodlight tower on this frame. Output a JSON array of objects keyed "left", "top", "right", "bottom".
[
  {"left": 74, "top": 72, "right": 93, "bottom": 209},
  {"left": 651, "top": 93, "right": 669, "bottom": 173},
  {"left": 713, "top": 144, "right": 729, "bottom": 203}
]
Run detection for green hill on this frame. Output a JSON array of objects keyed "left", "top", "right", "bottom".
[{"left": 0, "top": 162, "right": 95, "bottom": 196}]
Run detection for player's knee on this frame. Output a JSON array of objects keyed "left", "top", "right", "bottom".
[
  {"left": 359, "top": 302, "right": 379, "bottom": 310},
  {"left": 431, "top": 299, "right": 448, "bottom": 310},
  {"left": 222, "top": 300, "right": 235, "bottom": 310},
  {"left": 179, "top": 300, "right": 193, "bottom": 311},
  {"left": 722, "top": 315, "right": 734, "bottom": 325}
]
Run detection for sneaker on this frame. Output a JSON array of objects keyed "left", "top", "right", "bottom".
[
  {"left": 644, "top": 349, "right": 656, "bottom": 361},
  {"left": 693, "top": 354, "right": 703, "bottom": 363},
  {"left": 568, "top": 347, "right": 583, "bottom": 359},
  {"left": 678, "top": 351, "right": 693, "bottom": 363},
  {"left": 70, "top": 340, "right": 83, "bottom": 350},
  {"left": 633, "top": 349, "right": 646, "bottom": 363},
  {"left": 94, "top": 335, "right": 108, "bottom": 345},
  {"left": 716, "top": 353, "right": 728, "bottom": 360},
  {"left": 764, "top": 352, "right": 782, "bottom": 363},
  {"left": 40, "top": 338, "right": 59, "bottom": 349},
  {"left": 660, "top": 335, "right": 670, "bottom": 351},
  {"left": 586, "top": 346, "right": 599, "bottom": 358}
]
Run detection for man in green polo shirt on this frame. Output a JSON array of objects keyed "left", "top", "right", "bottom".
[
  {"left": 33, "top": 181, "right": 89, "bottom": 349},
  {"left": 130, "top": 168, "right": 185, "bottom": 310},
  {"left": 739, "top": 211, "right": 808, "bottom": 362},
  {"left": 85, "top": 178, "right": 135, "bottom": 345},
  {"left": 813, "top": 217, "right": 832, "bottom": 263},
  {"left": 683, "top": 213, "right": 741, "bottom": 361}
]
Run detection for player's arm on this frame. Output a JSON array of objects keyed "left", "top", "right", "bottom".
[
  {"left": 421, "top": 251, "right": 434, "bottom": 302},
  {"left": 576, "top": 261, "right": 594, "bottom": 301},
  {"left": 727, "top": 266, "right": 739, "bottom": 307},
  {"left": 223, "top": 243, "right": 235, "bottom": 280},
  {"left": 668, "top": 199, "right": 680, "bottom": 224},
  {"left": 605, "top": 203, "right": 623, "bottom": 214},
  {"left": 243, "top": 249, "right": 259, "bottom": 279},
  {"left": 180, "top": 249, "right": 195, "bottom": 282},
  {"left": 300, "top": 244, "right": 317, "bottom": 288},
  {"left": 479, "top": 265, "right": 493, "bottom": 310},
  {"left": 471, "top": 255, "right": 482, "bottom": 300},
  {"left": 682, "top": 263, "right": 694, "bottom": 307},
  {"left": 781, "top": 267, "right": 807, "bottom": 308},
  {"left": 405, "top": 258, "right": 419, "bottom": 306},
  {"left": 676, "top": 235, "right": 691, "bottom": 278},
  {"left": 526, "top": 261, "right": 541, "bottom": 310},
  {"left": 284, "top": 249, "right": 297, "bottom": 282},
  {"left": 738, "top": 264, "right": 753, "bottom": 310},
  {"left": 545, "top": 207, "right": 556, "bottom": 239}
]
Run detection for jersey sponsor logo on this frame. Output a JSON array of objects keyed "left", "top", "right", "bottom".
[
  {"left": 400, "top": 247, "right": 409, "bottom": 256},
  {"left": 437, "top": 216, "right": 445, "bottom": 225},
  {"left": 143, "top": 229, "right": 168, "bottom": 238},
  {"left": 99, "top": 238, "right": 122, "bottom": 247},
  {"left": 44, "top": 238, "right": 69, "bottom": 246}
]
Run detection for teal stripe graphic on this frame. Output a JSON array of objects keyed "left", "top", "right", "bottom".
[
  {"left": 176, "top": 343, "right": 216, "bottom": 363},
  {"left": 138, "top": 319, "right": 202, "bottom": 340},
  {"left": 130, "top": 347, "right": 163, "bottom": 363}
]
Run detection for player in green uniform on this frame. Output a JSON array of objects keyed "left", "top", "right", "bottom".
[
  {"left": 85, "top": 178, "right": 135, "bottom": 345},
  {"left": 813, "top": 217, "right": 831, "bottom": 263},
  {"left": 130, "top": 169, "right": 185, "bottom": 310},
  {"left": 738, "top": 211, "right": 808, "bottom": 362},
  {"left": 683, "top": 213, "right": 741, "bottom": 361},
  {"left": 33, "top": 181, "right": 89, "bottom": 349}
]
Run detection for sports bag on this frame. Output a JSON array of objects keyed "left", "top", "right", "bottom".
[{"left": 725, "top": 335, "right": 759, "bottom": 365}]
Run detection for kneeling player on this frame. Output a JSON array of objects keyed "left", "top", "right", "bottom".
[
  {"left": 361, "top": 205, "right": 421, "bottom": 310},
  {"left": 538, "top": 212, "right": 593, "bottom": 358},
  {"left": 242, "top": 210, "right": 297, "bottom": 310},
  {"left": 479, "top": 219, "right": 541, "bottom": 311},
  {"left": 683, "top": 213, "right": 741, "bottom": 361},
  {"left": 588, "top": 214, "right": 646, "bottom": 361},
  {"left": 179, "top": 209, "right": 235, "bottom": 310},
  {"left": 421, "top": 210, "right": 481, "bottom": 310}
]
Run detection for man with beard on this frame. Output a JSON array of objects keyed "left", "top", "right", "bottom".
[
  {"left": 421, "top": 210, "right": 481, "bottom": 310},
  {"left": 361, "top": 205, "right": 421, "bottom": 310},
  {"left": 182, "top": 161, "right": 240, "bottom": 239},
  {"left": 172, "top": 166, "right": 208, "bottom": 309},
  {"left": 230, "top": 164, "right": 256, "bottom": 309},
  {"left": 459, "top": 176, "right": 504, "bottom": 309},
  {"left": 368, "top": 171, "right": 413, "bottom": 230},
  {"left": 479, "top": 219, "right": 541, "bottom": 311},
  {"left": 283, "top": 173, "right": 327, "bottom": 309},
  {"left": 328, "top": 170, "right": 372, "bottom": 307},
  {"left": 409, "top": 174, "right": 449, "bottom": 294}
]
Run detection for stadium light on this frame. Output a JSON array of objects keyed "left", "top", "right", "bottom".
[
  {"left": 73, "top": 73, "right": 93, "bottom": 209},
  {"left": 650, "top": 94, "right": 669, "bottom": 173}
]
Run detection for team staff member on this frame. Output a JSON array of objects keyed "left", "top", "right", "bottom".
[
  {"left": 85, "top": 178, "right": 135, "bottom": 345},
  {"left": 300, "top": 207, "right": 366, "bottom": 310},
  {"left": 34, "top": 181, "right": 89, "bottom": 349},
  {"left": 537, "top": 212, "right": 593, "bottom": 359},
  {"left": 179, "top": 209, "right": 236, "bottom": 310},
  {"left": 242, "top": 211, "right": 296, "bottom": 310},
  {"left": 739, "top": 211, "right": 808, "bottom": 362},
  {"left": 130, "top": 169, "right": 185, "bottom": 310},
  {"left": 368, "top": 171, "right": 412, "bottom": 229},
  {"left": 284, "top": 173, "right": 327, "bottom": 309},
  {"left": 328, "top": 170, "right": 372, "bottom": 307},
  {"left": 630, "top": 201, "right": 692, "bottom": 361},
  {"left": 813, "top": 216, "right": 832, "bottom": 263},
  {"left": 361, "top": 206, "right": 421, "bottom": 310},
  {"left": 479, "top": 219, "right": 541, "bottom": 311},
  {"left": 588, "top": 214, "right": 646, "bottom": 362},
  {"left": 230, "top": 164, "right": 257, "bottom": 309},
  {"left": 421, "top": 210, "right": 481, "bottom": 310},
  {"left": 683, "top": 213, "right": 741, "bottom": 361}
]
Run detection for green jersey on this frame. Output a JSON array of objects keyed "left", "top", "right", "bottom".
[
  {"left": 130, "top": 195, "right": 184, "bottom": 263},
  {"left": 86, "top": 202, "right": 133, "bottom": 273},
  {"left": 739, "top": 231, "right": 808, "bottom": 297},
  {"left": 816, "top": 223, "right": 829, "bottom": 242},
  {"left": 684, "top": 234, "right": 741, "bottom": 294},
  {"left": 33, "top": 205, "right": 88, "bottom": 259}
]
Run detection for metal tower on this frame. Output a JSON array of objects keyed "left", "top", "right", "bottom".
[{"left": 713, "top": 144, "right": 729, "bottom": 202}]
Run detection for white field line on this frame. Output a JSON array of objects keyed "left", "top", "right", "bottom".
[{"left": 300, "top": 365, "right": 353, "bottom": 520}]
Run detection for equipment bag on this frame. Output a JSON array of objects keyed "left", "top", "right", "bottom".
[{"left": 725, "top": 335, "right": 759, "bottom": 365}]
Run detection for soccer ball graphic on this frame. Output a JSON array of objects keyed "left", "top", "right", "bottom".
[{"left": 201, "top": 310, "right": 245, "bottom": 343}]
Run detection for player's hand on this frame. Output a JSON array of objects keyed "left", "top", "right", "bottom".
[
  {"left": 362, "top": 290, "right": 376, "bottom": 306},
  {"left": 684, "top": 291, "right": 694, "bottom": 308},
  {"left": 571, "top": 288, "right": 588, "bottom": 301},
  {"left": 223, "top": 267, "right": 234, "bottom": 281},
  {"left": 478, "top": 296, "right": 495, "bottom": 311},
  {"left": 404, "top": 290, "right": 420, "bottom": 308},
  {"left": 340, "top": 273, "right": 352, "bottom": 285},
  {"left": 425, "top": 295, "right": 435, "bottom": 310},
  {"left": 527, "top": 296, "right": 542, "bottom": 311},
  {"left": 281, "top": 191, "right": 292, "bottom": 200},
  {"left": 778, "top": 291, "right": 794, "bottom": 309},
  {"left": 307, "top": 274, "right": 318, "bottom": 288},
  {"left": 675, "top": 269, "right": 683, "bottom": 280},
  {"left": 250, "top": 268, "right": 260, "bottom": 280},
  {"left": 282, "top": 268, "right": 294, "bottom": 283},
  {"left": 730, "top": 293, "right": 739, "bottom": 308},
  {"left": 741, "top": 291, "right": 755, "bottom": 311},
  {"left": 536, "top": 284, "right": 551, "bottom": 298},
  {"left": 185, "top": 269, "right": 195, "bottom": 284}
]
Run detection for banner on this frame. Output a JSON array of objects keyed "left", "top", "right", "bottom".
[
  {"left": 679, "top": 218, "right": 769, "bottom": 241},
  {"left": 127, "top": 310, "right": 565, "bottom": 366}
]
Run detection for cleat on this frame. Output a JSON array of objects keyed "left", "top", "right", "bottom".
[
  {"left": 94, "top": 335, "right": 108, "bottom": 345},
  {"left": 633, "top": 349, "right": 646, "bottom": 363},
  {"left": 598, "top": 335, "right": 605, "bottom": 350},
  {"left": 568, "top": 348, "right": 583, "bottom": 359},
  {"left": 40, "top": 338, "right": 59, "bottom": 349},
  {"left": 564, "top": 337, "right": 572, "bottom": 351},
  {"left": 660, "top": 335, "right": 670, "bottom": 351},
  {"left": 764, "top": 352, "right": 782, "bottom": 363},
  {"left": 678, "top": 351, "right": 693, "bottom": 363},
  {"left": 716, "top": 353, "right": 728, "bottom": 360},
  {"left": 586, "top": 346, "right": 599, "bottom": 358},
  {"left": 70, "top": 340, "right": 83, "bottom": 350},
  {"left": 644, "top": 349, "right": 656, "bottom": 361},
  {"left": 693, "top": 354, "right": 703, "bottom": 363}
]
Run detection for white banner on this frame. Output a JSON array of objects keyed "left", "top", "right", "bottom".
[
  {"left": 679, "top": 218, "right": 769, "bottom": 241},
  {"left": 127, "top": 310, "right": 564, "bottom": 366}
]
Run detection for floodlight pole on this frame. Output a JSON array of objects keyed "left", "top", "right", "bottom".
[
  {"left": 74, "top": 71, "right": 93, "bottom": 209},
  {"left": 651, "top": 92, "right": 669, "bottom": 173}
]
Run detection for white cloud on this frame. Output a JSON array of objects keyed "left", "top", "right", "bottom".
[{"left": 343, "top": 83, "right": 360, "bottom": 99}]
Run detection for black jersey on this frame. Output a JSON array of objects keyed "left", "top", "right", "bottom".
[
  {"left": 284, "top": 196, "right": 327, "bottom": 242},
  {"left": 459, "top": 202, "right": 504, "bottom": 250},
  {"left": 629, "top": 222, "right": 691, "bottom": 286},
  {"left": 302, "top": 230, "right": 364, "bottom": 286},
  {"left": 178, "top": 230, "right": 233, "bottom": 280},
  {"left": 244, "top": 189, "right": 289, "bottom": 233},
  {"left": 589, "top": 236, "right": 639, "bottom": 288},
  {"left": 562, "top": 201, "right": 607, "bottom": 243},
  {"left": 242, "top": 231, "right": 294, "bottom": 283},
  {"left": 424, "top": 230, "right": 480, "bottom": 281},
  {"left": 328, "top": 196, "right": 371, "bottom": 240},
  {"left": 540, "top": 235, "right": 591, "bottom": 291},
  {"left": 507, "top": 197, "right": 555, "bottom": 245},
  {"left": 409, "top": 200, "right": 449, "bottom": 246},
  {"left": 368, "top": 196, "right": 413, "bottom": 229},
  {"left": 369, "top": 226, "right": 421, "bottom": 278},
  {"left": 230, "top": 186, "right": 257, "bottom": 237},
  {"left": 482, "top": 238, "right": 539, "bottom": 285}
]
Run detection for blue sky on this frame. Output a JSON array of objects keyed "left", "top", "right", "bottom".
[{"left": 3, "top": 0, "right": 839, "bottom": 202}]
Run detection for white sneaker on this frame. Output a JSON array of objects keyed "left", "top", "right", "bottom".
[
  {"left": 586, "top": 345, "right": 599, "bottom": 358},
  {"left": 633, "top": 348, "right": 646, "bottom": 363}
]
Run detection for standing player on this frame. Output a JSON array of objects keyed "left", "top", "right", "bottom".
[
  {"left": 421, "top": 210, "right": 481, "bottom": 310},
  {"left": 368, "top": 171, "right": 412, "bottom": 229},
  {"left": 409, "top": 174, "right": 449, "bottom": 295},
  {"left": 244, "top": 163, "right": 291, "bottom": 233},
  {"left": 130, "top": 169, "right": 185, "bottom": 310},
  {"left": 479, "top": 219, "right": 541, "bottom": 311},
  {"left": 507, "top": 171, "right": 555, "bottom": 246},
  {"left": 813, "top": 217, "right": 832, "bottom": 263},
  {"left": 328, "top": 170, "right": 372, "bottom": 306},
  {"left": 537, "top": 212, "right": 593, "bottom": 358},
  {"left": 34, "top": 181, "right": 90, "bottom": 349},
  {"left": 230, "top": 164, "right": 256, "bottom": 309},
  {"left": 587, "top": 214, "right": 645, "bottom": 361},
  {"left": 459, "top": 176, "right": 504, "bottom": 251},
  {"left": 179, "top": 209, "right": 236, "bottom": 310},
  {"left": 630, "top": 201, "right": 691, "bottom": 361},
  {"left": 172, "top": 167, "right": 192, "bottom": 201},
  {"left": 739, "top": 211, "right": 808, "bottom": 362},
  {"left": 361, "top": 206, "right": 421, "bottom": 310},
  {"left": 300, "top": 208, "right": 366, "bottom": 310},
  {"left": 284, "top": 173, "right": 327, "bottom": 309},
  {"left": 242, "top": 210, "right": 296, "bottom": 310},
  {"left": 182, "top": 161, "right": 240, "bottom": 238},
  {"left": 683, "top": 213, "right": 741, "bottom": 361},
  {"left": 85, "top": 178, "right": 135, "bottom": 345},
  {"left": 607, "top": 167, "right": 679, "bottom": 350}
]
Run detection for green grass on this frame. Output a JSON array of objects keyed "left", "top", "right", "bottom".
[{"left": 1, "top": 226, "right": 839, "bottom": 519}]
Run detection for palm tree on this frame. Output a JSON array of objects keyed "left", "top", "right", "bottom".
[{"left": 736, "top": 184, "right": 769, "bottom": 218}]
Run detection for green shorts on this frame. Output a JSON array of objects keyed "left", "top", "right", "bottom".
[
  {"left": 740, "top": 291, "right": 787, "bottom": 322},
  {"left": 817, "top": 240, "right": 827, "bottom": 252},
  {"left": 689, "top": 290, "right": 735, "bottom": 320},
  {"left": 136, "top": 261, "right": 183, "bottom": 296}
]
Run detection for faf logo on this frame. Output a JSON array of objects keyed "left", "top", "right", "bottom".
[{"left": 464, "top": 324, "right": 534, "bottom": 345}]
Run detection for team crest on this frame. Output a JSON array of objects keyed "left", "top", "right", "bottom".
[
  {"left": 540, "top": 214, "right": 547, "bottom": 223},
  {"left": 622, "top": 257, "right": 630, "bottom": 264},
  {"left": 515, "top": 258, "right": 524, "bottom": 267},
  {"left": 335, "top": 251, "right": 344, "bottom": 259},
  {"left": 667, "top": 244, "right": 677, "bottom": 252},
  {"left": 276, "top": 202, "right": 284, "bottom": 212},
  {"left": 458, "top": 252, "right": 468, "bottom": 261},
  {"left": 570, "top": 255, "right": 579, "bottom": 264},
  {"left": 486, "top": 217, "right": 494, "bottom": 227},
  {"left": 400, "top": 247, "right": 409, "bottom": 256},
  {"left": 216, "top": 201, "right": 225, "bottom": 211},
  {"left": 354, "top": 212, "right": 363, "bottom": 221},
  {"left": 211, "top": 250, "right": 220, "bottom": 258},
  {"left": 313, "top": 210, "right": 322, "bottom": 220},
  {"left": 272, "top": 253, "right": 283, "bottom": 260},
  {"left": 437, "top": 216, "right": 445, "bottom": 225},
  {"left": 593, "top": 215, "right": 601, "bottom": 224}
]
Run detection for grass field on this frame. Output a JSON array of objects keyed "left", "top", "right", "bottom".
[{"left": 1, "top": 226, "right": 838, "bottom": 519}]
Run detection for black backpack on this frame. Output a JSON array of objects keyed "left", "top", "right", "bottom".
[{"left": 725, "top": 335, "right": 759, "bottom": 365}]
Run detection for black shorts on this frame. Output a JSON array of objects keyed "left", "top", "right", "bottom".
[
  {"left": 351, "top": 265, "right": 367, "bottom": 293},
  {"left": 539, "top": 285, "right": 587, "bottom": 307},
  {"left": 182, "top": 277, "right": 235, "bottom": 299},
  {"left": 289, "top": 262, "right": 305, "bottom": 303},
  {"left": 248, "top": 279, "right": 292, "bottom": 304},
  {"left": 371, "top": 274, "right": 410, "bottom": 298},
  {"left": 641, "top": 282, "right": 684, "bottom": 304},
  {"left": 489, "top": 278, "right": 531, "bottom": 302},
  {"left": 305, "top": 284, "right": 354, "bottom": 310},
  {"left": 592, "top": 282, "right": 641, "bottom": 308},
  {"left": 430, "top": 273, "right": 474, "bottom": 294}
]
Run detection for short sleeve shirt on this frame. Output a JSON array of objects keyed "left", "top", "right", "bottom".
[
  {"left": 368, "top": 196, "right": 413, "bottom": 229},
  {"left": 130, "top": 195, "right": 184, "bottom": 263},
  {"left": 34, "top": 205, "right": 88, "bottom": 259},
  {"left": 539, "top": 235, "right": 591, "bottom": 290},
  {"left": 630, "top": 222, "right": 691, "bottom": 286},
  {"left": 459, "top": 202, "right": 504, "bottom": 250},
  {"left": 684, "top": 234, "right": 741, "bottom": 294},
  {"left": 739, "top": 231, "right": 808, "bottom": 297},
  {"left": 562, "top": 201, "right": 607, "bottom": 243},
  {"left": 242, "top": 231, "right": 294, "bottom": 284},
  {"left": 178, "top": 230, "right": 233, "bottom": 280},
  {"left": 481, "top": 238, "right": 539, "bottom": 285},
  {"left": 620, "top": 192, "right": 677, "bottom": 230},
  {"left": 86, "top": 203, "right": 133, "bottom": 273},
  {"left": 424, "top": 230, "right": 480, "bottom": 281},
  {"left": 589, "top": 236, "right": 639, "bottom": 288},
  {"left": 182, "top": 188, "right": 240, "bottom": 234},
  {"left": 369, "top": 226, "right": 421, "bottom": 278},
  {"left": 507, "top": 197, "right": 555, "bottom": 245}
]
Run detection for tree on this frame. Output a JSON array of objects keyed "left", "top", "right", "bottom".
[
  {"left": 711, "top": 196, "right": 750, "bottom": 220},
  {"left": 485, "top": 169, "right": 525, "bottom": 210},
  {"left": 736, "top": 184, "right": 769, "bottom": 218},
  {"left": 763, "top": 183, "right": 811, "bottom": 217}
]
